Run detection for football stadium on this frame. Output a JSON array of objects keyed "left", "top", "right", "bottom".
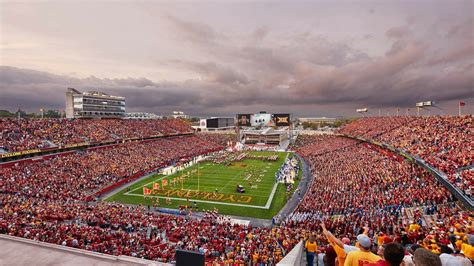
[
  {"left": 1, "top": 1, "right": 473, "bottom": 266},
  {"left": 106, "top": 150, "right": 301, "bottom": 219}
]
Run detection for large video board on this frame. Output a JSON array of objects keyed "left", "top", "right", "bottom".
[
  {"left": 273, "top": 113, "right": 291, "bottom": 126},
  {"left": 236, "top": 113, "right": 291, "bottom": 127},
  {"left": 237, "top": 114, "right": 252, "bottom": 126},
  {"left": 251, "top": 113, "right": 274, "bottom": 126}
]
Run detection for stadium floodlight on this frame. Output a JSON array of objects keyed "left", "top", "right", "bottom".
[
  {"left": 416, "top": 101, "right": 435, "bottom": 107},
  {"left": 416, "top": 100, "right": 436, "bottom": 116},
  {"left": 356, "top": 108, "right": 369, "bottom": 117},
  {"left": 356, "top": 108, "right": 368, "bottom": 113}
]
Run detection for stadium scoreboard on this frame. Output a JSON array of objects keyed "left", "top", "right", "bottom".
[{"left": 237, "top": 113, "right": 291, "bottom": 127}]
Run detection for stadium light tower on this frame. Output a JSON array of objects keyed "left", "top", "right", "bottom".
[
  {"left": 415, "top": 101, "right": 435, "bottom": 116},
  {"left": 356, "top": 108, "right": 369, "bottom": 117}
]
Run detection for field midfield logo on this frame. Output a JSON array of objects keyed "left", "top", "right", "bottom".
[{"left": 236, "top": 195, "right": 252, "bottom": 203}]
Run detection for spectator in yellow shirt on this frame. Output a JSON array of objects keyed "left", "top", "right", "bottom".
[
  {"left": 344, "top": 234, "right": 381, "bottom": 266},
  {"left": 305, "top": 235, "right": 318, "bottom": 266},
  {"left": 321, "top": 222, "right": 350, "bottom": 266},
  {"left": 461, "top": 234, "right": 473, "bottom": 260}
]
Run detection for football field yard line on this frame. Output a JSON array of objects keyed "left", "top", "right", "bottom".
[{"left": 218, "top": 164, "right": 250, "bottom": 195}]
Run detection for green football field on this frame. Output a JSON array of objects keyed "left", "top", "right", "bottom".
[{"left": 105, "top": 151, "right": 301, "bottom": 219}]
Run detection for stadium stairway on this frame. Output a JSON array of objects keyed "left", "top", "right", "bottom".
[
  {"left": 423, "top": 215, "right": 436, "bottom": 228},
  {"left": 44, "top": 140, "right": 57, "bottom": 148},
  {"left": 403, "top": 207, "right": 415, "bottom": 224}
]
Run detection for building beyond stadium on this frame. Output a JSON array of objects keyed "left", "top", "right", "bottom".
[
  {"left": 197, "top": 117, "right": 235, "bottom": 131},
  {"left": 66, "top": 88, "right": 126, "bottom": 118}
]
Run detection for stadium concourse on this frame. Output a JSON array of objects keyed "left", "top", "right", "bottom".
[{"left": 0, "top": 116, "right": 473, "bottom": 265}]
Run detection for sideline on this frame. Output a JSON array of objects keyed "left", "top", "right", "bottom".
[{"left": 273, "top": 153, "right": 312, "bottom": 220}]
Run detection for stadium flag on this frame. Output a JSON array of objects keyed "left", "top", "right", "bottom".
[
  {"left": 153, "top": 182, "right": 160, "bottom": 190},
  {"left": 162, "top": 179, "right": 168, "bottom": 187},
  {"left": 143, "top": 187, "right": 152, "bottom": 195}
]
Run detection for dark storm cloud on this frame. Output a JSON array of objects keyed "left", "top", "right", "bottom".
[
  {"left": 289, "top": 37, "right": 473, "bottom": 108},
  {"left": 0, "top": 66, "right": 193, "bottom": 112},
  {"left": 173, "top": 61, "right": 249, "bottom": 86},
  {"left": 164, "top": 14, "right": 220, "bottom": 45},
  {"left": 427, "top": 19, "right": 474, "bottom": 66},
  {"left": 1, "top": 21, "right": 473, "bottom": 113},
  {"left": 252, "top": 27, "right": 270, "bottom": 41},
  {"left": 1, "top": 5, "right": 473, "bottom": 116}
]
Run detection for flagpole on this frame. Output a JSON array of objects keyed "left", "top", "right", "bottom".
[{"left": 459, "top": 103, "right": 461, "bottom": 116}]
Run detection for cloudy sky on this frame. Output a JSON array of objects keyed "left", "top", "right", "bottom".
[{"left": 1, "top": 0, "right": 473, "bottom": 117}]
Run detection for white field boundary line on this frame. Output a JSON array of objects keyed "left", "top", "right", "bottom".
[
  {"left": 264, "top": 181, "right": 279, "bottom": 209},
  {"left": 125, "top": 181, "right": 278, "bottom": 210}
]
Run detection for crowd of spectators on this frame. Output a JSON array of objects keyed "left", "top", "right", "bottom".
[
  {"left": 0, "top": 135, "right": 222, "bottom": 201},
  {"left": 338, "top": 115, "right": 473, "bottom": 200},
  {"left": 288, "top": 136, "right": 453, "bottom": 231},
  {"left": 287, "top": 134, "right": 472, "bottom": 265},
  {"left": 1, "top": 192, "right": 308, "bottom": 264},
  {"left": 196, "top": 132, "right": 236, "bottom": 147},
  {"left": 1, "top": 125, "right": 472, "bottom": 265},
  {"left": 292, "top": 134, "right": 357, "bottom": 157},
  {"left": 0, "top": 131, "right": 302, "bottom": 264},
  {"left": 0, "top": 118, "right": 192, "bottom": 153}
]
